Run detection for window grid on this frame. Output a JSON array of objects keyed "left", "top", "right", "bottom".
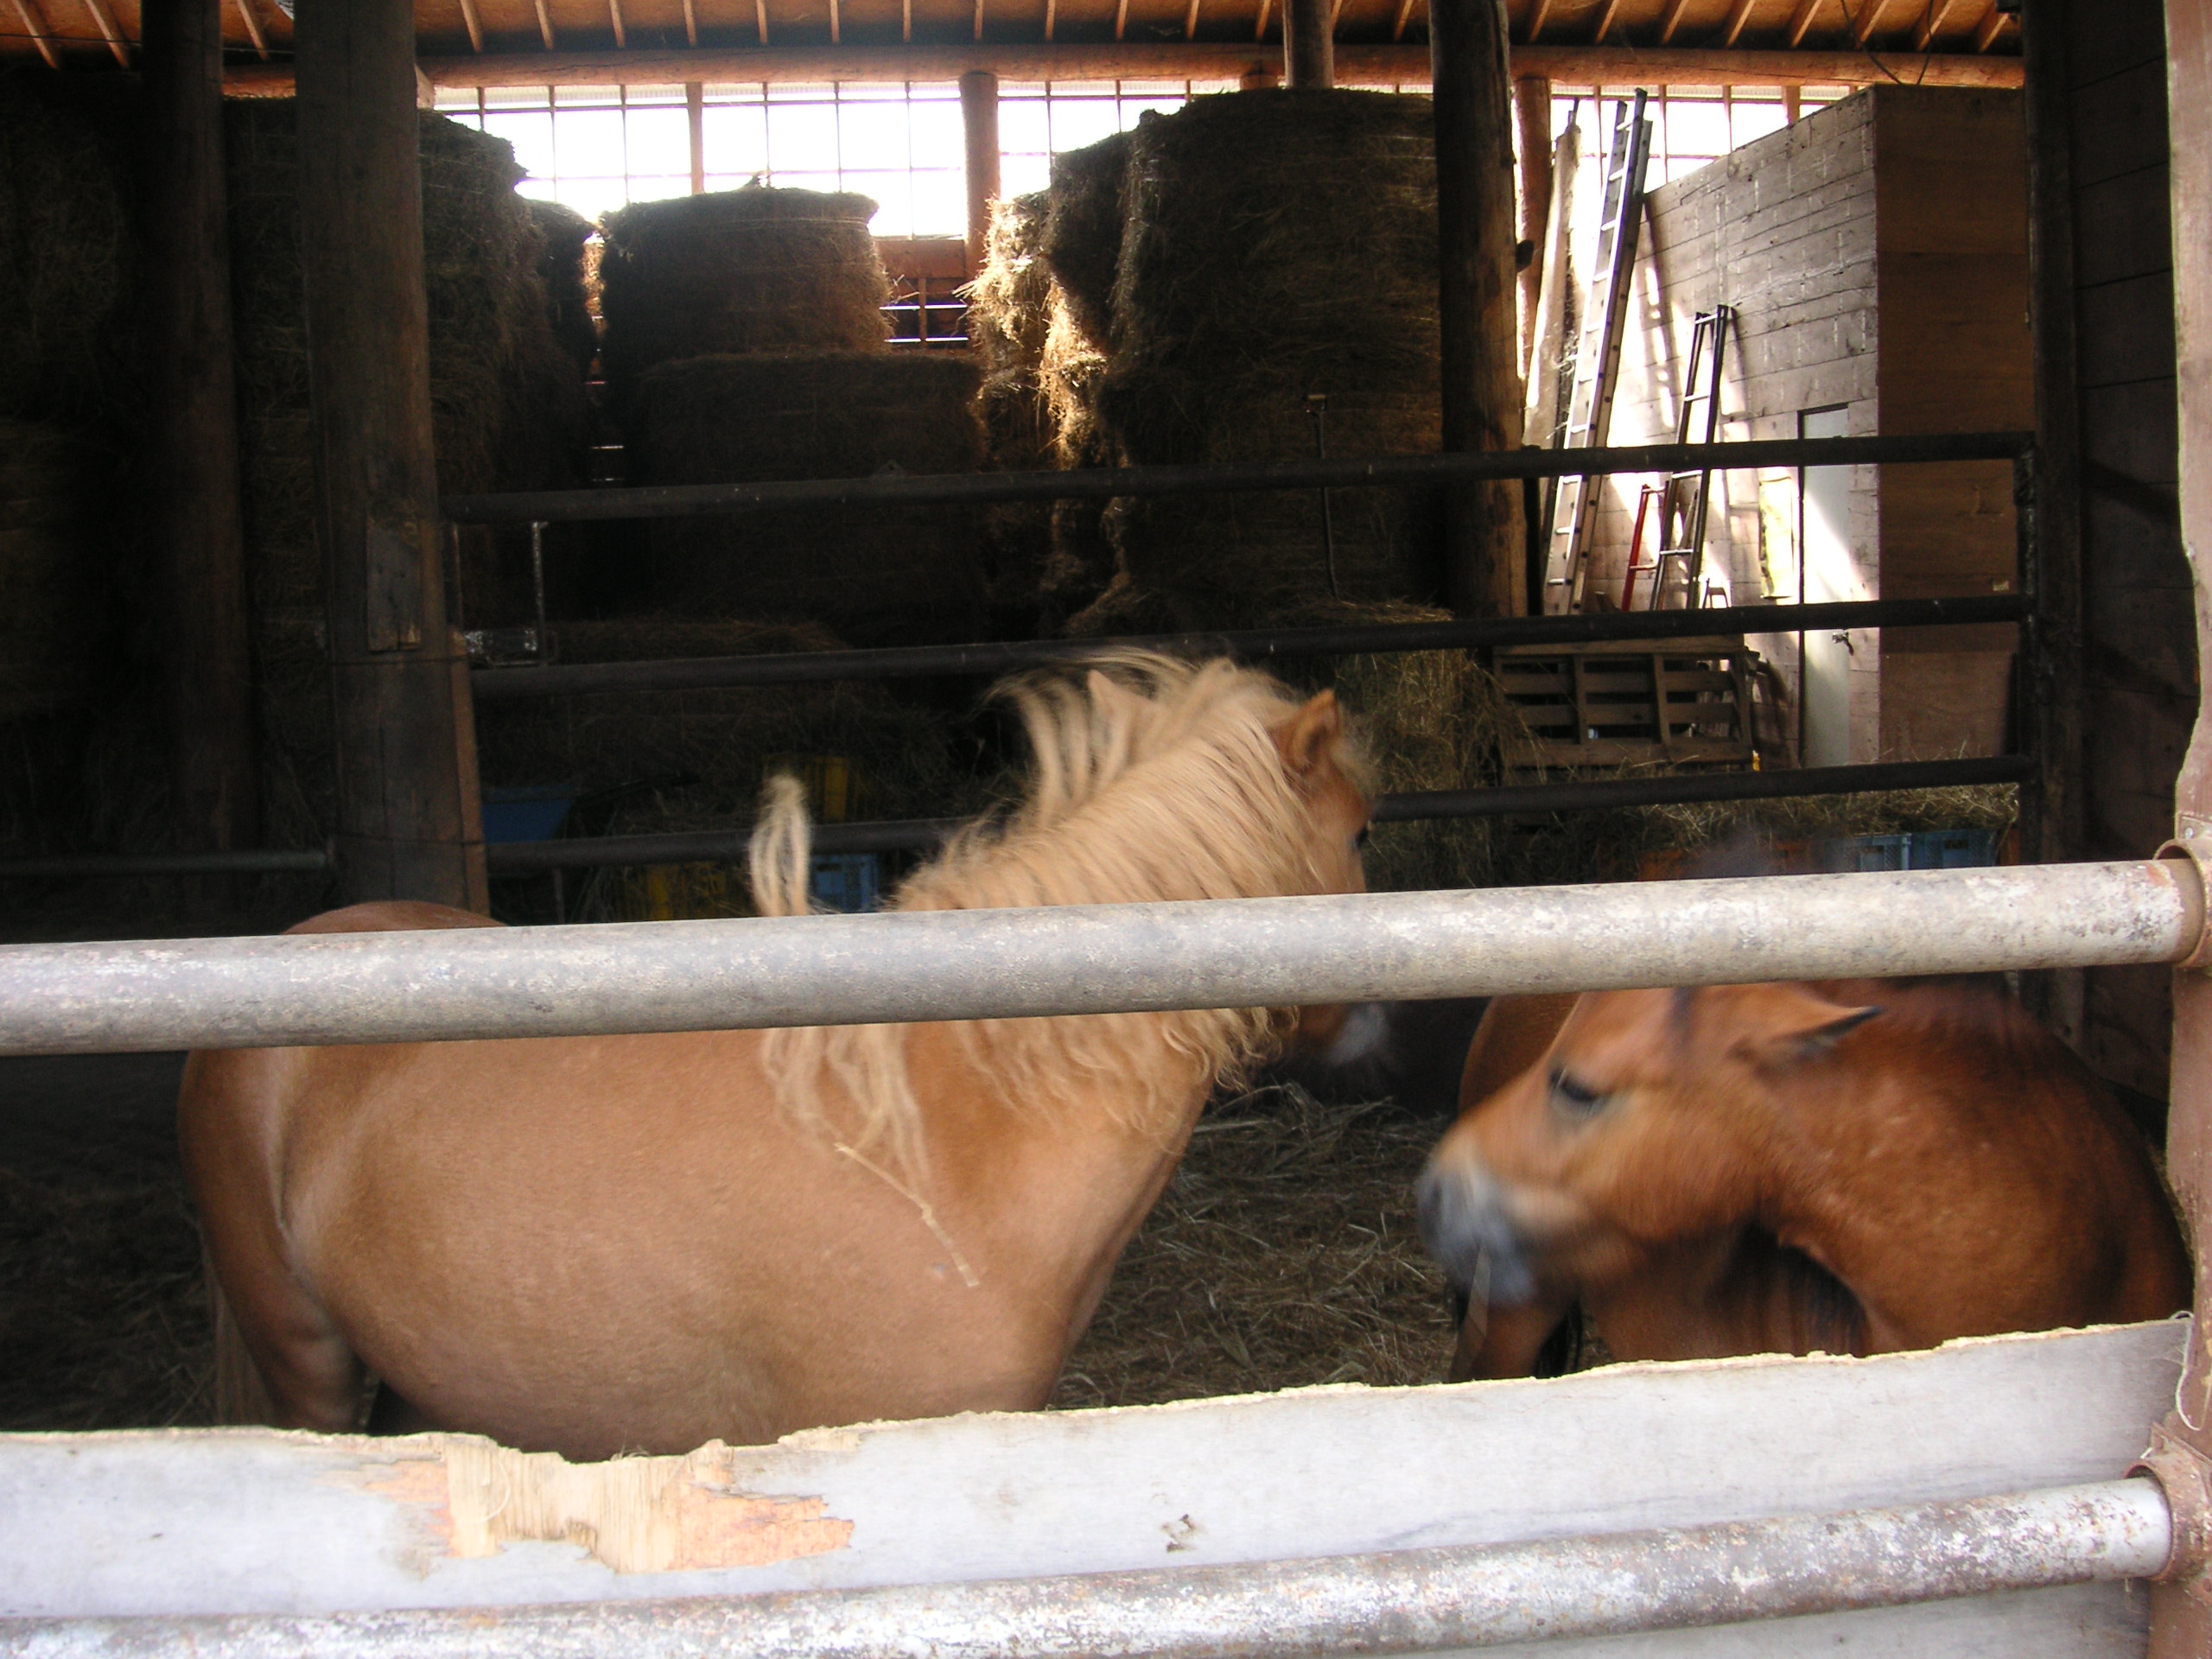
[{"left": 433, "top": 81, "right": 1851, "bottom": 236}]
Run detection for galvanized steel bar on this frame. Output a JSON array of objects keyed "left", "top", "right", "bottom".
[
  {"left": 0, "top": 859, "right": 2195, "bottom": 1055},
  {"left": 1, "top": 1479, "right": 2172, "bottom": 1658},
  {"left": 441, "top": 431, "right": 2034, "bottom": 525},
  {"left": 467, "top": 594, "right": 2030, "bottom": 700}
]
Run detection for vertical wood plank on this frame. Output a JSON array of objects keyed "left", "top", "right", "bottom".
[
  {"left": 1284, "top": 0, "right": 1333, "bottom": 86},
  {"left": 141, "top": 0, "right": 259, "bottom": 858},
  {"left": 960, "top": 70, "right": 1000, "bottom": 280},
  {"left": 296, "top": 0, "right": 486, "bottom": 911},
  {"left": 1514, "top": 72, "right": 1553, "bottom": 372},
  {"left": 2153, "top": 0, "right": 2212, "bottom": 1653},
  {"left": 687, "top": 80, "right": 705, "bottom": 194},
  {"left": 1431, "top": 0, "right": 1525, "bottom": 615}
]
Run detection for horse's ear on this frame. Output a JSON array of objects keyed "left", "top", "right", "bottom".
[
  {"left": 1277, "top": 690, "right": 1343, "bottom": 779},
  {"left": 1735, "top": 991, "right": 1882, "bottom": 1069}
]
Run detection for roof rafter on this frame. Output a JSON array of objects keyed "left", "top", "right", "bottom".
[
  {"left": 1391, "top": 0, "right": 1419, "bottom": 40},
  {"left": 1592, "top": 0, "right": 1622, "bottom": 42},
  {"left": 683, "top": 0, "right": 698, "bottom": 43},
  {"left": 235, "top": 0, "right": 269, "bottom": 60},
  {"left": 1973, "top": 0, "right": 2008, "bottom": 49},
  {"left": 1657, "top": 0, "right": 1692, "bottom": 42},
  {"left": 609, "top": 0, "right": 626, "bottom": 47},
  {"left": 1915, "top": 0, "right": 1961, "bottom": 49},
  {"left": 80, "top": 0, "right": 128, "bottom": 66},
  {"left": 1718, "top": 0, "right": 1755, "bottom": 47},
  {"left": 533, "top": 0, "right": 556, "bottom": 48},
  {"left": 9, "top": 0, "right": 58, "bottom": 70},
  {"left": 1524, "top": 0, "right": 1554, "bottom": 43},
  {"left": 1785, "top": 0, "right": 1821, "bottom": 47}
]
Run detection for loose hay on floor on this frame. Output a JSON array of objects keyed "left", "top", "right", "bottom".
[
  {"left": 1052, "top": 1089, "right": 1457, "bottom": 1410},
  {"left": 0, "top": 1165, "right": 211, "bottom": 1432}
]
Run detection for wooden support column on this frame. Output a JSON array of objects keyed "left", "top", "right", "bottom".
[
  {"left": 1513, "top": 72, "right": 1553, "bottom": 374},
  {"left": 1283, "top": 0, "right": 1332, "bottom": 87},
  {"left": 1431, "top": 0, "right": 1525, "bottom": 616},
  {"left": 686, "top": 80, "right": 706, "bottom": 194},
  {"left": 296, "top": 0, "right": 487, "bottom": 911},
  {"left": 961, "top": 69, "right": 1000, "bottom": 279},
  {"left": 2153, "top": 2, "right": 2212, "bottom": 1652},
  {"left": 141, "top": 0, "right": 258, "bottom": 855}
]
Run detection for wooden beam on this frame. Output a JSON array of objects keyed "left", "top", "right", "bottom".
[
  {"left": 142, "top": 0, "right": 258, "bottom": 861},
  {"left": 1591, "top": 0, "right": 1621, "bottom": 42},
  {"left": 1184, "top": 0, "right": 1198, "bottom": 38},
  {"left": 828, "top": 0, "right": 839, "bottom": 44},
  {"left": 686, "top": 79, "right": 704, "bottom": 192},
  {"left": 1392, "top": 0, "right": 1419, "bottom": 40},
  {"left": 683, "top": 0, "right": 697, "bottom": 44},
  {"left": 1249, "top": 0, "right": 1266, "bottom": 39},
  {"left": 295, "top": 0, "right": 486, "bottom": 912},
  {"left": 1786, "top": 0, "right": 1822, "bottom": 46},
  {"left": 756, "top": 0, "right": 767, "bottom": 42},
  {"left": 960, "top": 68, "right": 998, "bottom": 277},
  {"left": 533, "top": 0, "right": 556, "bottom": 48},
  {"left": 1284, "top": 0, "right": 1332, "bottom": 83},
  {"left": 973, "top": 0, "right": 983, "bottom": 41},
  {"left": 1524, "top": 0, "right": 1553, "bottom": 42},
  {"left": 903, "top": 0, "right": 912, "bottom": 39},
  {"left": 1915, "top": 0, "right": 1961, "bottom": 49},
  {"left": 1851, "top": 0, "right": 1891, "bottom": 42},
  {"left": 318, "top": 42, "right": 2020, "bottom": 91},
  {"left": 609, "top": 0, "right": 626, "bottom": 48},
  {"left": 10, "top": 0, "right": 60, "bottom": 68},
  {"left": 1045, "top": 0, "right": 1055, "bottom": 39},
  {"left": 1974, "top": 1, "right": 2008, "bottom": 50},
  {"left": 80, "top": 0, "right": 128, "bottom": 64},
  {"left": 1657, "top": 0, "right": 1692, "bottom": 42},
  {"left": 1719, "top": 0, "right": 1754, "bottom": 45},
  {"left": 233, "top": 0, "right": 267, "bottom": 60},
  {"left": 1514, "top": 72, "right": 1552, "bottom": 370},
  {"left": 2152, "top": 0, "right": 2212, "bottom": 1650},
  {"left": 1431, "top": 0, "right": 1523, "bottom": 616}
]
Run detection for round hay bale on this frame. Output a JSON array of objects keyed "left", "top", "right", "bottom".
[
  {"left": 627, "top": 352, "right": 988, "bottom": 649},
  {"left": 1067, "top": 91, "right": 1446, "bottom": 632},
  {"left": 0, "top": 423, "right": 111, "bottom": 720},
  {"left": 1040, "top": 130, "right": 1133, "bottom": 354},
  {"left": 598, "top": 187, "right": 891, "bottom": 414}
]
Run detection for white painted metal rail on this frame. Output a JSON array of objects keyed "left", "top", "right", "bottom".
[{"left": 0, "top": 859, "right": 2196, "bottom": 1054}]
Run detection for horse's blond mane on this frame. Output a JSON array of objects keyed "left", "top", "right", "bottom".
[{"left": 748, "top": 653, "right": 1367, "bottom": 1166}]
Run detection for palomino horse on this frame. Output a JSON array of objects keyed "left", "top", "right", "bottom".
[
  {"left": 1420, "top": 979, "right": 2188, "bottom": 1381},
  {"left": 181, "top": 656, "right": 1372, "bottom": 1459}
]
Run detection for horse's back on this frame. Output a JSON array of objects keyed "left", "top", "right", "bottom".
[{"left": 283, "top": 900, "right": 505, "bottom": 937}]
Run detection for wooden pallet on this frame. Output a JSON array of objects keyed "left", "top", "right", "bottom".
[{"left": 1490, "top": 636, "right": 1758, "bottom": 774}]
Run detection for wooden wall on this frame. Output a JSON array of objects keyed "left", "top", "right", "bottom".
[{"left": 2056, "top": 0, "right": 2189, "bottom": 1105}]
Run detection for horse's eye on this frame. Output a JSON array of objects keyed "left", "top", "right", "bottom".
[{"left": 1549, "top": 1068, "right": 1609, "bottom": 1116}]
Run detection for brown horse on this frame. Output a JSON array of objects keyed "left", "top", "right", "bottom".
[
  {"left": 181, "top": 656, "right": 1372, "bottom": 1459},
  {"left": 1420, "top": 980, "right": 2189, "bottom": 1381}
]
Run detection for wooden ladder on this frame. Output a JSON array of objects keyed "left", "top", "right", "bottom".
[
  {"left": 1626, "top": 304, "right": 1734, "bottom": 610},
  {"left": 1541, "top": 89, "right": 1654, "bottom": 616}
]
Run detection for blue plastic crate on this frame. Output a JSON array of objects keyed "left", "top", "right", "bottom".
[
  {"left": 1815, "top": 829, "right": 1999, "bottom": 874},
  {"left": 810, "top": 853, "right": 881, "bottom": 913},
  {"left": 480, "top": 785, "right": 577, "bottom": 845}
]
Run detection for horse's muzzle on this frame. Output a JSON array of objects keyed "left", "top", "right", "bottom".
[{"left": 1416, "top": 1157, "right": 1538, "bottom": 1306}]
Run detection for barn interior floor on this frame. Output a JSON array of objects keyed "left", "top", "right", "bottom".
[{"left": 0, "top": 1042, "right": 1464, "bottom": 1433}]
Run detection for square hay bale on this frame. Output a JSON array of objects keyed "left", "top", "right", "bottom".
[{"left": 627, "top": 352, "right": 989, "bottom": 649}]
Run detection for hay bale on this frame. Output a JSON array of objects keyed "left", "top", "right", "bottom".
[
  {"left": 1071, "top": 91, "right": 1445, "bottom": 632},
  {"left": 627, "top": 352, "right": 989, "bottom": 649},
  {"left": 0, "top": 70, "right": 144, "bottom": 429},
  {"left": 597, "top": 187, "right": 890, "bottom": 414},
  {"left": 0, "top": 423, "right": 111, "bottom": 720},
  {"left": 1040, "top": 130, "right": 1133, "bottom": 355},
  {"left": 528, "top": 198, "right": 598, "bottom": 375}
]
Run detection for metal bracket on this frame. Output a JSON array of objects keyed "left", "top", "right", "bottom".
[
  {"left": 2158, "top": 817, "right": 2212, "bottom": 969},
  {"left": 2134, "top": 1421, "right": 2212, "bottom": 1599}
]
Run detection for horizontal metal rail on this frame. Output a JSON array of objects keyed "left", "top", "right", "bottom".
[
  {"left": 0, "top": 758, "right": 2029, "bottom": 882},
  {"left": 3, "top": 1479, "right": 2171, "bottom": 1658},
  {"left": 480, "top": 756, "right": 2031, "bottom": 872},
  {"left": 442, "top": 431, "right": 2033, "bottom": 525},
  {"left": 470, "top": 594, "right": 2029, "bottom": 700},
  {"left": 0, "top": 859, "right": 2192, "bottom": 1055}
]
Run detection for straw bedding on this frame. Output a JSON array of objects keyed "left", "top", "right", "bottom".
[
  {"left": 626, "top": 352, "right": 989, "bottom": 649},
  {"left": 598, "top": 188, "right": 891, "bottom": 415}
]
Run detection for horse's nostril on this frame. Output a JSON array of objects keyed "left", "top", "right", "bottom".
[{"left": 1416, "top": 1159, "right": 1539, "bottom": 1307}]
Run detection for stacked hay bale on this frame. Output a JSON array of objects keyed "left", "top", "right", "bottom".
[
  {"left": 626, "top": 351, "right": 987, "bottom": 649},
  {"left": 1058, "top": 91, "right": 1446, "bottom": 636},
  {"left": 224, "top": 101, "right": 591, "bottom": 846},
  {"left": 965, "top": 193, "right": 1063, "bottom": 634}
]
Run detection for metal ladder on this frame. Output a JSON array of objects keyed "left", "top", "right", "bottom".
[
  {"left": 1623, "top": 305, "right": 1733, "bottom": 610},
  {"left": 1541, "top": 88, "right": 1654, "bottom": 615}
]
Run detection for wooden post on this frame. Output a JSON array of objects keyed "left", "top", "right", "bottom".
[
  {"left": 1431, "top": 0, "right": 1526, "bottom": 615},
  {"left": 961, "top": 69, "right": 1000, "bottom": 279},
  {"left": 141, "top": 0, "right": 259, "bottom": 855},
  {"left": 296, "top": 0, "right": 487, "bottom": 911},
  {"left": 1283, "top": 0, "right": 1332, "bottom": 88},
  {"left": 686, "top": 80, "right": 706, "bottom": 194},
  {"left": 2152, "top": 4, "right": 2212, "bottom": 1652},
  {"left": 1513, "top": 73, "right": 1553, "bottom": 374}
]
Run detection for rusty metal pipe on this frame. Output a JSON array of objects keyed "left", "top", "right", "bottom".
[
  {"left": 0, "top": 860, "right": 2196, "bottom": 1056},
  {"left": 2, "top": 1479, "right": 2174, "bottom": 1657}
]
